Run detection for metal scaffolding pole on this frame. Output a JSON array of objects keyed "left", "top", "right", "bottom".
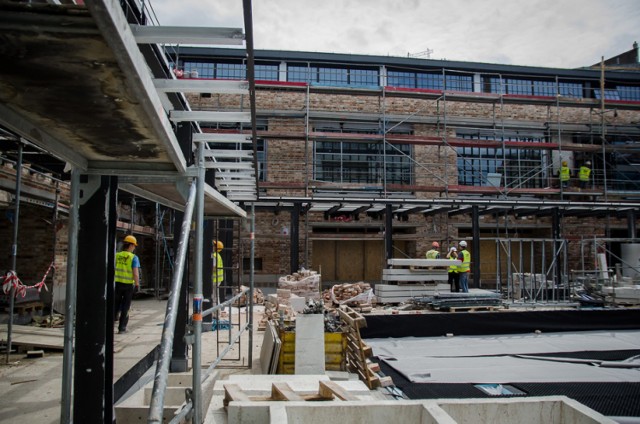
[
  {"left": 5, "top": 142, "right": 22, "bottom": 364},
  {"left": 60, "top": 168, "right": 79, "bottom": 424}
]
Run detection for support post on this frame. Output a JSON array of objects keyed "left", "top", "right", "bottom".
[
  {"left": 60, "top": 169, "right": 79, "bottom": 424},
  {"left": 6, "top": 142, "right": 22, "bottom": 365},
  {"left": 385, "top": 204, "right": 393, "bottom": 262},
  {"left": 628, "top": 210, "right": 637, "bottom": 240},
  {"left": 472, "top": 205, "right": 480, "bottom": 288},
  {"left": 74, "top": 175, "right": 117, "bottom": 424},
  {"left": 291, "top": 202, "right": 300, "bottom": 273}
]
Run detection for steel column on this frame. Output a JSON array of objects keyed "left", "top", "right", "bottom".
[
  {"left": 290, "top": 202, "right": 300, "bottom": 273},
  {"left": 74, "top": 175, "right": 117, "bottom": 424},
  {"left": 472, "top": 205, "right": 480, "bottom": 288}
]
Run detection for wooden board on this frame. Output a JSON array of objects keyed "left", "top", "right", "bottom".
[
  {"left": 313, "top": 240, "right": 336, "bottom": 280},
  {"left": 337, "top": 241, "right": 364, "bottom": 281},
  {"left": 0, "top": 324, "right": 64, "bottom": 350},
  {"left": 364, "top": 240, "right": 384, "bottom": 281}
]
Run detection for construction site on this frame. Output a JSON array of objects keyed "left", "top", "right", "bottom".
[{"left": 1, "top": 0, "right": 639, "bottom": 423}]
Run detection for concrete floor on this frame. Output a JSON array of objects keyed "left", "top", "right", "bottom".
[{"left": 0, "top": 296, "right": 252, "bottom": 424}]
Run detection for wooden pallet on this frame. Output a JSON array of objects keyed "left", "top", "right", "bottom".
[
  {"left": 7, "top": 301, "right": 45, "bottom": 315},
  {"left": 338, "top": 306, "right": 393, "bottom": 389},
  {"left": 223, "top": 380, "right": 358, "bottom": 407}
]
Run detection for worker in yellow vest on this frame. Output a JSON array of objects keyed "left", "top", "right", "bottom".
[
  {"left": 446, "top": 246, "right": 460, "bottom": 292},
  {"left": 579, "top": 161, "right": 591, "bottom": 189},
  {"left": 212, "top": 240, "right": 225, "bottom": 303},
  {"left": 114, "top": 234, "right": 140, "bottom": 334},
  {"left": 457, "top": 241, "right": 471, "bottom": 293},
  {"left": 426, "top": 241, "right": 440, "bottom": 259},
  {"left": 559, "top": 161, "right": 571, "bottom": 189}
]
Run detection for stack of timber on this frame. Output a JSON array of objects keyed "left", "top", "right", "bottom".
[
  {"left": 377, "top": 258, "right": 460, "bottom": 304},
  {"left": 338, "top": 306, "right": 392, "bottom": 389}
]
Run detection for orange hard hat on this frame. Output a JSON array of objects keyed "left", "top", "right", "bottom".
[
  {"left": 123, "top": 235, "right": 137, "bottom": 246},
  {"left": 432, "top": 241, "right": 440, "bottom": 248}
]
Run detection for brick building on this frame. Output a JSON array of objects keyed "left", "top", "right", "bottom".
[{"left": 164, "top": 46, "right": 640, "bottom": 291}]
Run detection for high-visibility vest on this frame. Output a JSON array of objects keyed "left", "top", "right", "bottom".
[
  {"left": 559, "top": 166, "right": 570, "bottom": 182},
  {"left": 459, "top": 250, "right": 471, "bottom": 273},
  {"left": 212, "top": 251, "right": 224, "bottom": 285},
  {"left": 426, "top": 249, "right": 439, "bottom": 259},
  {"left": 448, "top": 255, "right": 458, "bottom": 273},
  {"left": 579, "top": 166, "right": 591, "bottom": 182},
  {"left": 115, "top": 251, "right": 135, "bottom": 284}
]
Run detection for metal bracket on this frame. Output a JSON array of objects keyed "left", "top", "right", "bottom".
[
  {"left": 78, "top": 175, "right": 101, "bottom": 206},
  {"left": 175, "top": 176, "right": 193, "bottom": 202}
]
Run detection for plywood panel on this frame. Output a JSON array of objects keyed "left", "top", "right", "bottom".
[
  {"left": 313, "top": 240, "right": 336, "bottom": 280},
  {"left": 364, "top": 240, "right": 384, "bottom": 281},
  {"left": 337, "top": 241, "right": 364, "bottom": 281}
]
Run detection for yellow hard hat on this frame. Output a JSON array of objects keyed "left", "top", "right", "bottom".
[
  {"left": 214, "top": 240, "right": 224, "bottom": 251},
  {"left": 562, "top": 161, "right": 567, "bottom": 166},
  {"left": 123, "top": 235, "right": 137, "bottom": 246}
]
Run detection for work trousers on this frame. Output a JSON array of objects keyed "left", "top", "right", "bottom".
[
  {"left": 448, "top": 272, "right": 460, "bottom": 292},
  {"left": 115, "top": 282, "right": 134, "bottom": 331},
  {"left": 459, "top": 272, "right": 469, "bottom": 293}
]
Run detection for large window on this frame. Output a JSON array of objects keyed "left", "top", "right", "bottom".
[
  {"left": 287, "top": 64, "right": 378, "bottom": 87},
  {"left": 486, "top": 77, "right": 583, "bottom": 98},
  {"left": 314, "top": 123, "right": 412, "bottom": 185},
  {"left": 387, "top": 70, "right": 472, "bottom": 91},
  {"left": 457, "top": 134, "right": 547, "bottom": 188},
  {"left": 181, "top": 61, "right": 279, "bottom": 81},
  {"left": 617, "top": 85, "right": 640, "bottom": 101}
]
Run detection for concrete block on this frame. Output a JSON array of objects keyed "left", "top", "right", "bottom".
[{"left": 294, "top": 314, "right": 325, "bottom": 375}]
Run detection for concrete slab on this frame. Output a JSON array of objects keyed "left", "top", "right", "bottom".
[{"left": 294, "top": 314, "right": 325, "bottom": 375}]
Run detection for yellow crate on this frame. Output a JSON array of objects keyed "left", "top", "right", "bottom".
[{"left": 277, "top": 330, "right": 347, "bottom": 374}]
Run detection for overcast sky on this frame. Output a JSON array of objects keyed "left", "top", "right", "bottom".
[{"left": 147, "top": 0, "right": 639, "bottom": 69}]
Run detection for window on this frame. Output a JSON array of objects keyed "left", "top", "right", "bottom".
[
  {"left": 313, "top": 123, "right": 412, "bottom": 185},
  {"left": 315, "top": 141, "right": 412, "bottom": 184},
  {"left": 558, "top": 82, "right": 582, "bottom": 98},
  {"left": 288, "top": 65, "right": 315, "bottom": 83},
  {"left": 387, "top": 70, "right": 416, "bottom": 88},
  {"left": 457, "top": 134, "right": 547, "bottom": 188},
  {"left": 594, "top": 89, "right": 621, "bottom": 100},
  {"left": 255, "top": 64, "right": 279, "bottom": 81},
  {"left": 288, "top": 64, "right": 378, "bottom": 87},
  {"left": 180, "top": 61, "right": 279, "bottom": 81},
  {"left": 487, "top": 77, "right": 583, "bottom": 98},
  {"left": 388, "top": 70, "right": 472, "bottom": 91},
  {"left": 617, "top": 85, "right": 640, "bottom": 101}
]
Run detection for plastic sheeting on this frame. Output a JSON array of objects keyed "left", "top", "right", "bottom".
[{"left": 368, "top": 330, "right": 640, "bottom": 384}]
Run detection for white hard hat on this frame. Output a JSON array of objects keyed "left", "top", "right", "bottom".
[
  {"left": 459, "top": 241, "right": 467, "bottom": 247},
  {"left": 450, "top": 247, "right": 457, "bottom": 252}
]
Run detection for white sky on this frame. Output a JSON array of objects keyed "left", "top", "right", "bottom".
[{"left": 147, "top": 0, "right": 639, "bottom": 69}]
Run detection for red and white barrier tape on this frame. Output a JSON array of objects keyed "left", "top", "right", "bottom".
[{"left": 2, "top": 262, "right": 53, "bottom": 298}]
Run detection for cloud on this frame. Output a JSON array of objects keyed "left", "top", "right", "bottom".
[{"left": 149, "top": 0, "right": 640, "bottom": 68}]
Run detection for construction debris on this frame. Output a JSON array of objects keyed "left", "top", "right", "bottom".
[
  {"left": 278, "top": 269, "right": 321, "bottom": 300},
  {"left": 325, "top": 282, "right": 374, "bottom": 308}
]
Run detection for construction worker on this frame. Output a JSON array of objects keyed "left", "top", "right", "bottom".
[
  {"left": 446, "top": 246, "right": 459, "bottom": 292},
  {"left": 114, "top": 234, "right": 140, "bottom": 334},
  {"left": 426, "top": 241, "right": 440, "bottom": 259},
  {"left": 458, "top": 241, "right": 471, "bottom": 293},
  {"left": 579, "top": 161, "right": 592, "bottom": 190},
  {"left": 559, "top": 161, "right": 571, "bottom": 188},
  {"left": 212, "top": 240, "right": 225, "bottom": 303}
]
